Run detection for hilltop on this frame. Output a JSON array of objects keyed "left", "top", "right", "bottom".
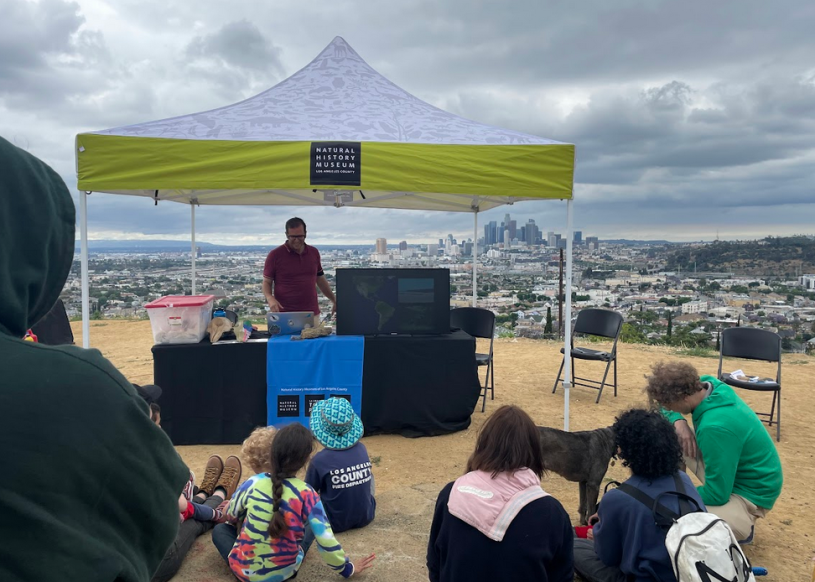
[
  {"left": 666, "top": 236, "right": 815, "bottom": 277},
  {"left": 73, "top": 320, "right": 814, "bottom": 582}
]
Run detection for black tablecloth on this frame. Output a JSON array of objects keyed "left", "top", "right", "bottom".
[
  {"left": 362, "top": 331, "right": 481, "bottom": 437},
  {"left": 153, "top": 341, "right": 269, "bottom": 445},
  {"left": 153, "top": 331, "right": 481, "bottom": 445}
]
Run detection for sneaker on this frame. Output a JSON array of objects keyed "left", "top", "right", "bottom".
[
  {"left": 213, "top": 499, "right": 230, "bottom": 523},
  {"left": 181, "top": 470, "right": 195, "bottom": 501},
  {"left": 199, "top": 455, "right": 224, "bottom": 496},
  {"left": 215, "top": 455, "right": 243, "bottom": 500}
]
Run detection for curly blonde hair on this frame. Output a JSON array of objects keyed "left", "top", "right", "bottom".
[
  {"left": 241, "top": 426, "right": 278, "bottom": 475},
  {"left": 645, "top": 361, "right": 704, "bottom": 406}
]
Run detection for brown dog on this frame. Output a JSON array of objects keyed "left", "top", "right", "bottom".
[{"left": 538, "top": 425, "right": 616, "bottom": 525}]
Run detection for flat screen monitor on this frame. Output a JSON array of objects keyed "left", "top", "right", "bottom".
[{"left": 336, "top": 268, "right": 451, "bottom": 335}]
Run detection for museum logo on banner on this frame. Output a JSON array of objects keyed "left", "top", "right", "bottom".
[{"left": 310, "top": 141, "right": 361, "bottom": 186}]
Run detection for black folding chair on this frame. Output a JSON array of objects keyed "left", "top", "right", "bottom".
[
  {"left": 718, "top": 327, "right": 782, "bottom": 441},
  {"left": 552, "top": 308, "right": 623, "bottom": 403},
  {"left": 450, "top": 307, "right": 495, "bottom": 413}
]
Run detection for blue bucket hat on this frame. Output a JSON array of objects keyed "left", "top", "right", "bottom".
[{"left": 309, "top": 397, "right": 363, "bottom": 450}]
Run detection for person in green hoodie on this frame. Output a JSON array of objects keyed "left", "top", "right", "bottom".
[
  {"left": 645, "top": 361, "right": 783, "bottom": 543},
  {"left": 0, "top": 136, "right": 189, "bottom": 581}
]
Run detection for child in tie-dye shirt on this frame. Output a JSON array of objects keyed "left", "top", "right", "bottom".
[{"left": 212, "top": 423, "right": 375, "bottom": 581}]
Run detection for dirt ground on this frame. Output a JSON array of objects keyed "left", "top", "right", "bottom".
[{"left": 74, "top": 320, "right": 815, "bottom": 581}]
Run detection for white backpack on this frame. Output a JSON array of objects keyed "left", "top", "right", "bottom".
[{"left": 617, "top": 475, "right": 756, "bottom": 582}]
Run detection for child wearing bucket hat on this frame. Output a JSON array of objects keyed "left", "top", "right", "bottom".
[{"left": 306, "top": 398, "right": 377, "bottom": 540}]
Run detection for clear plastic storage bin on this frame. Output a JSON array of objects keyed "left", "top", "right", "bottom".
[{"left": 145, "top": 295, "right": 215, "bottom": 345}]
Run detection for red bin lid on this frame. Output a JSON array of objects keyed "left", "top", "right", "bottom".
[{"left": 144, "top": 295, "right": 215, "bottom": 309}]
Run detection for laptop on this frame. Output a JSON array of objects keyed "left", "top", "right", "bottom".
[{"left": 266, "top": 311, "right": 315, "bottom": 336}]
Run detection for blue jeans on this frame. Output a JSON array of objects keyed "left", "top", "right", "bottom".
[{"left": 212, "top": 523, "right": 238, "bottom": 562}]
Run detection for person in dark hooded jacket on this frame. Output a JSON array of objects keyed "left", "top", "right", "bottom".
[{"left": 0, "top": 136, "right": 189, "bottom": 582}]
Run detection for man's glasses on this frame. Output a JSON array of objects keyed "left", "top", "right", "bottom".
[{"left": 287, "top": 234, "right": 306, "bottom": 240}]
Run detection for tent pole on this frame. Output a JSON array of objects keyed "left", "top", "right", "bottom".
[
  {"left": 191, "top": 201, "right": 196, "bottom": 295},
  {"left": 80, "top": 191, "right": 90, "bottom": 348},
  {"left": 472, "top": 210, "right": 478, "bottom": 307},
  {"left": 563, "top": 198, "right": 574, "bottom": 431}
]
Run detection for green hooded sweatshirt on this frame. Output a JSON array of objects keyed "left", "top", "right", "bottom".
[
  {"left": 663, "top": 375, "right": 782, "bottom": 509},
  {"left": 0, "top": 137, "right": 189, "bottom": 581}
]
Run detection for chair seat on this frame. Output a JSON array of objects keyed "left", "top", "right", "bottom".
[
  {"left": 475, "top": 353, "right": 491, "bottom": 365},
  {"left": 721, "top": 374, "right": 780, "bottom": 392},
  {"left": 560, "top": 346, "right": 612, "bottom": 362}
]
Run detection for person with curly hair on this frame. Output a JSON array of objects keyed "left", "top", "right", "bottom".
[
  {"left": 211, "top": 423, "right": 375, "bottom": 581},
  {"left": 574, "top": 408, "right": 705, "bottom": 582},
  {"left": 427, "top": 405, "right": 574, "bottom": 582},
  {"left": 242, "top": 426, "right": 278, "bottom": 474},
  {"left": 645, "top": 361, "right": 783, "bottom": 543}
]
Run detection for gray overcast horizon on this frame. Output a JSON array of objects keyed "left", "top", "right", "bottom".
[{"left": 2, "top": 0, "right": 814, "bottom": 246}]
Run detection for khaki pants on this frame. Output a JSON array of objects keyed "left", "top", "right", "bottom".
[{"left": 684, "top": 454, "right": 768, "bottom": 541}]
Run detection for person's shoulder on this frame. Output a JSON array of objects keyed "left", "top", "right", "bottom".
[
  {"left": 6, "top": 339, "right": 143, "bottom": 403},
  {"left": 437, "top": 481, "right": 455, "bottom": 502},
  {"left": 531, "top": 493, "right": 570, "bottom": 518}
]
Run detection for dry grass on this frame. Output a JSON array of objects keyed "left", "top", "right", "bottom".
[{"left": 74, "top": 321, "right": 815, "bottom": 582}]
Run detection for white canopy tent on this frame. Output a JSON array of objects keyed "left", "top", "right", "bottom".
[{"left": 76, "top": 37, "right": 578, "bottom": 429}]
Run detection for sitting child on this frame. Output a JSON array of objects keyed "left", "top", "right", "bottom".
[
  {"left": 212, "top": 423, "right": 376, "bottom": 581},
  {"left": 241, "top": 425, "right": 278, "bottom": 475},
  {"left": 306, "top": 398, "right": 376, "bottom": 539}
]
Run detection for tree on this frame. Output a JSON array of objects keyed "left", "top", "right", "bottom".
[
  {"left": 544, "top": 307, "right": 553, "bottom": 334},
  {"left": 620, "top": 323, "right": 646, "bottom": 344},
  {"left": 666, "top": 310, "right": 673, "bottom": 341}
]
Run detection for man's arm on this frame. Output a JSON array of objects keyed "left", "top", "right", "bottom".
[
  {"left": 262, "top": 278, "right": 282, "bottom": 312},
  {"left": 316, "top": 275, "right": 336, "bottom": 314},
  {"left": 695, "top": 426, "right": 741, "bottom": 506}
]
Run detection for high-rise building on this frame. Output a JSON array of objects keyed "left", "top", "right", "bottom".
[
  {"left": 585, "top": 236, "right": 599, "bottom": 250},
  {"left": 574, "top": 231, "right": 583, "bottom": 245},
  {"left": 427, "top": 243, "right": 439, "bottom": 256},
  {"left": 508, "top": 220, "right": 517, "bottom": 241},
  {"left": 526, "top": 219, "right": 539, "bottom": 246},
  {"left": 504, "top": 229, "right": 511, "bottom": 249},
  {"left": 519, "top": 225, "right": 526, "bottom": 243},
  {"left": 463, "top": 241, "right": 473, "bottom": 256},
  {"left": 438, "top": 238, "right": 444, "bottom": 248},
  {"left": 399, "top": 240, "right": 408, "bottom": 251},
  {"left": 376, "top": 238, "right": 387, "bottom": 254},
  {"left": 547, "top": 231, "right": 555, "bottom": 247}
]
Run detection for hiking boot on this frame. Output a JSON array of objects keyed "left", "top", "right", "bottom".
[
  {"left": 199, "top": 455, "right": 224, "bottom": 496},
  {"left": 215, "top": 455, "right": 243, "bottom": 500}
]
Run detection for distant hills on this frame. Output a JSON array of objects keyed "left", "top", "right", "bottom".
[
  {"left": 73, "top": 240, "right": 376, "bottom": 253},
  {"left": 665, "top": 236, "right": 815, "bottom": 277}
]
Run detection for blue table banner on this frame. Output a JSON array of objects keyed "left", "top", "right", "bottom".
[{"left": 267, "top": 335, "right": 364, "bottom": 429}]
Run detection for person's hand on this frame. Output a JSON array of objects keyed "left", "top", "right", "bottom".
[
  {"left": 350, "top": 554, "right": 376, "bottom": 576},
  {"left": 588, "top": 512, "right": 599, "bottom": 526},
  {"left": 331, "top": 299, "right": 337, "bottom": 316},
  {"left": 268, "top": 297, "right": 283, "bottom": 312},
  {"left": 586, "top": 527, "right": 594, "bottom": 541},
  {"left": 674, "top": 419, "right": 698, "bottom": 459}
]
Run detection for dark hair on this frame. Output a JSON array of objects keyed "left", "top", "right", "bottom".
[
  {"left": 466, "top": 405, "right": 545, "bottom": 478},
  {"left": 268, "top": 423, "right": 314, "bottom": 537},
  {"left": 645, "top": 361, "right": 704, "bottom": 406},
  {"left": 614, "top": 408, "right": 682, "bottom": 479},
  {"left": 285, "top": 217, "right": 306, "bottom": 234},
  {"left": 149, "top": 402, "right": 161, "bottom": 421}
]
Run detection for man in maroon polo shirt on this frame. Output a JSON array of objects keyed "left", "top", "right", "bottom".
[{"left": 262, "top": 217, "right": 336, "bottom": 316}]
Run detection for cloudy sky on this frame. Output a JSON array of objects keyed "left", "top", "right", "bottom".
[{"left": 2, "top": 0, "right": 814, "bottom": 246}]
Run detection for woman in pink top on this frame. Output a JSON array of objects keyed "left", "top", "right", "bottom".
[{"left": 427, "top": 405, "right": 574, "bottom": 582}]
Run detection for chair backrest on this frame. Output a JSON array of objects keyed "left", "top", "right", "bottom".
[
  {"left": 450, "top": 307, "right": 495, "bottom": 340},
  {"left": 720, "top": 327, "right": 781, "bottom": 363},
  {"left": 573, "top": 308, "right": 623, "bottom": 339}
]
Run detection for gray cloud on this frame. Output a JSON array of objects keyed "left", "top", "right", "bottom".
[{"left": 2, "top": 0, "right": 814, "bottom": 244}]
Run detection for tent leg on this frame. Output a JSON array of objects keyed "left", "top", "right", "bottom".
[
  {"left": 472, "top": 210, "right": 478, "bottom": 307},
  {"left": 563, "top": 198, "right": 574, "bottom": 431},
  {"left": 191, "top": 201, "right": 196, "bottom": 295},
  {"left": 80, "top": 191, "right": 90, "bottom": 349}
]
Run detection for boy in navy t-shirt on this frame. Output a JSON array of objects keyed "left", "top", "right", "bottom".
[{"left": 306, "top": 398, "right": 376, "bottom": 535}]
